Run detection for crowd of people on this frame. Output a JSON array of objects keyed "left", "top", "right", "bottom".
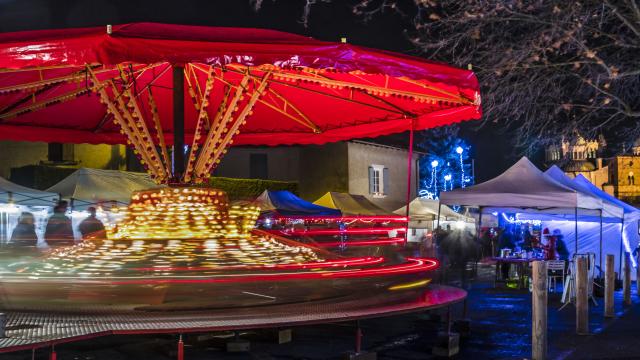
[{"left": 8, "top": 201, "right": 105, "bottom": 249}]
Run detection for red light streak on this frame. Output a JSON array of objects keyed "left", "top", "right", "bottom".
[
  {"left": 270, "top": 215, "right": 408, "bottom": 222},
  {"left": 276, "top": 227, "right": 407, "bottom": 236},
  {"left": 102, "top": 258, "right": 439, "bottom": 285},
  {"left": 313, "top": 238, "right": 406, "bottom": 247},
  {"left": 130, "top": 257, "right": 385, "bottom": 272}
]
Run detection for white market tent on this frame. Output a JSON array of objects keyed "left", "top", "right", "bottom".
[
  {"left": 0, "top": 176, "right": 58, "bottom": 206},
  {"left": 440, "top": 157, "right": 604, "bottom": 213},
  {"left": 572, "top": 174, "right": 640, "bottom": 275},
  {"left": 440, "top": 157, "right": 611, "bottom": 260},
  {"left": 0, "top": 176, "right": 58, "bottom": 244},
  {"left": 394, "top": 197, "right": 474, "bottom": 242},
  {"left": 394, "top": 197, "right": 473, "bottom": 227},
  {"left": 47, "top": 168, "right": 160, "bottom": 211},
  {"left": 538, "top": 166, "right": 625, "bottom": 272}
]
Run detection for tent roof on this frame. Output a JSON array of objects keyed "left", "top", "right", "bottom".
[
  {"left": 440, "top": 157, "right": 601, "bottom": 210},
  {"left": 573, "top": 174, "right": 640, "bottom": 216},
  {"left": 255, "top": 190, "right": 341, "bottom": 217},
  {"left": 394, "top": 198, "right": 472, "bottom": 222},
  {"left": 46, "top": 168, "right": 160, "bottom": 210},
  {"left": 545, "top": 166, "right": 622, "bottom": 219},
  {"left": 0, "top": 23, "right": 480, "bottom": 146},
  {"left": 0, "top": 176, "right": 58, "bottom": 206},
  {"left": 313, "top": 192, "right": 391, "bottom": 216}
]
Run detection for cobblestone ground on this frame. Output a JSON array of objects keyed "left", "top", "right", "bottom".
[{"left": 4, "top": 263, "right": 639, "bottom": 360}]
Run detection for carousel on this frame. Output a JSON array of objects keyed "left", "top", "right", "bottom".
[{"left": 0, "top": 23, "right": 479, "bottom": 351}]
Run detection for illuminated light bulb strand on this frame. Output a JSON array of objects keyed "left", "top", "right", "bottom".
[
  {"left": 119, "top": 83, "right": 168, "bottom": 181},
  {"left": 109, "top": 81, "right": 166, "bottom": 181},
  {"left": 184, "top": 65, "right": 215, "bottom": 183},
  {"left": 146, "top": 87, "right": 171, "bottom": 177},
  {"left": 90, "top": 76, "right": 157, "bottom": 179},
  {"left": 199, "top": 72, "right": 271, "bottom": 179},
  {"left": 193, "top": 74, "right": 251, "bottom": 181}
]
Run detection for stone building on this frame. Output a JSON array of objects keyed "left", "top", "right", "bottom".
[
  {"left": 0, "top": 141, "right": 128, "bottom": 179},
  {"left": 215, "top": 140, "right": 420, "bottom": 211},
  {"left": 545, "top": 134, "right": 640, "bottom": 204}
]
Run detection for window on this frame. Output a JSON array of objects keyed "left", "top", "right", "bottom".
[
  {"left": 249, "top": 153, "right": 268, "bottom": 179},
  {"left": 368, "top": 165, "right": 388, "bottom": 197},
  {"left": 47, "top": 143, "right": 74, "bottom": 163}
]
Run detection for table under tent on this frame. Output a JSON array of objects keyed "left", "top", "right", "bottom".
[
  {"left": 394, "top": 198, "right": 475, "bottom": 243},
  {"left": 0, "top": 177, "right": 58, "bottom": 245},
  {"left": 440, "top": 157, "right": 622, "bottom": 269},
  {"left": 46, "top": 168, "right": 161, "bottom": 239}
]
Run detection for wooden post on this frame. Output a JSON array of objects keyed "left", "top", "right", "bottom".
[
  {"left": 532, "top": 261, "right": 547, "bottom": 360},
  {"left": 576, "top": 256, "right": 589, "bottom": 335},
  {"left": 605, "top": 254, "right": 615, "bottom": 318},
  {"left": 624, "top": 252, "right": 631, "bottom": 305}
]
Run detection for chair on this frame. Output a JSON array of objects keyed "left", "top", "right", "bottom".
[{"left": 547, "top": 260, "right": 566, "bottom": 292}]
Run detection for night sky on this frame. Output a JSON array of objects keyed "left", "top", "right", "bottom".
[{"left": 0, "top": 0, "right": 516, "bottom": 181}]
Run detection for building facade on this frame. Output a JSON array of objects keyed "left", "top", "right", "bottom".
[
  {"left": 0, "top": 141, "right": 127, "bottom": 179},
  {"left": 216, "top": 140, "right": 420, "bottom": 211},
  {"left": 545, "top": 134, "right": 640, "bottom": 204}
]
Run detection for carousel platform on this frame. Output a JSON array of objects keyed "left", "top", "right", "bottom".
[{"left": 0, "top": 285, "right": 465, "bottom": 353}]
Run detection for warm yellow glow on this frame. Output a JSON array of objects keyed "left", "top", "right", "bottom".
[
  {"left": 107, "top": 187, "right": 261, "bottom": 240},
  {"left": 15, "top": 187, "right": 324, "bottom": 277},
  {"left": 388, "top": 279, "right": 431, "bottom": 291}
]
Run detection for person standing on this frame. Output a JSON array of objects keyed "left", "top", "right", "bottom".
[
  {"left": 44, "top": 203, "right": 75, "bottom": 246},
  {"left": 79, "top": 207, "right": 106, "bottom": 239},
  {"left": 10, "top": 212, "right": 38, "bottom": 247}
]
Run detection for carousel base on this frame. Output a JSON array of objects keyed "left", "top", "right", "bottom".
[{"left": 0, "top": 285, "right": 466, "bottom": 353}]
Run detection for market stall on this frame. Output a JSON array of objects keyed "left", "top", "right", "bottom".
[
  {"left": 314, "top": 192, "right": 390, "bottom": 216},
  {"left": 46, "top": 168, "right": 161, "bottom": 238},
  {"left": 0, "top": 177, "right": 58, "bottom": 245},
  {"left": 394, "top": 197, "right": 474, "bottom": 242},
  {"left": 440, "top": 157, "right": 610, "bottom": 260}
]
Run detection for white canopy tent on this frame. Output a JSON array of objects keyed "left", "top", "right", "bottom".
[
  {"left": 440, "top": 157, "right": 609, "bottom": 258},
  {"left": 394, "top": 198, "right": 473, "bottom": 227},
  {"left": 0, "top": 176, "right": 58, "bottom": 207},
  {"left": 394, "top": 198, "right": 474, "bottom": 242},
  {"left": 47, "top": 168, "right": 161, "bottom": 239},
  {"left": 538, "top": 166, "right": 625, "bottom": 273},
  {"left": 572, "top": 174, "right": 640, "bottom": 276},
  {"left": 47, "top": 168, "right": 160, "bottom": 211},
  {"left": 0, "top": 177, "right": 58, "bottom": 244}
]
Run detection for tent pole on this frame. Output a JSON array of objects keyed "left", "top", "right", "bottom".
[
  {"left": 619, "top": 214, "right": 624, "bottom": 279},
  {"left": 436, "top": 202, "right": 442, "bottom": 236},
  {"left": 599, "top": 210, "right": 603, "bottom": 273},
  {"left": 575, "top": 207, "right": 578, "bottom": 254},
  {"left": 404, "top": 119, "right": 415, "bottom": 242}
]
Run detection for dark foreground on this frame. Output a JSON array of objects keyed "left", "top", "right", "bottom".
[{"left": 3, "top": 264, "right": 639, "bottom": 359}]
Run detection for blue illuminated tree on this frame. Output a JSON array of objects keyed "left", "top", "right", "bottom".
[{"left": 418, "top": 125, "right": 473, "bottom": 199}]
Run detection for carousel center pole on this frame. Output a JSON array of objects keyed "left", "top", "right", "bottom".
[{"left": 172, "top": 65, "right": 185, "bottom": 180}]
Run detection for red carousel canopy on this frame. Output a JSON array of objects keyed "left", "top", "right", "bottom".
[{"left": 0, "top": 23, "right": 481, "bottom": 183}]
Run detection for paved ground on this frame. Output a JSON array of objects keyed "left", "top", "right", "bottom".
[{"left": 4, "top": 263, "right": 640, "bottom": 359}]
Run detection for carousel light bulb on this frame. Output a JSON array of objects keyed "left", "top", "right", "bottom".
[
  {"left": 431, "top": 160, "right": 439, "bottom": 168},
  {"left": 456, "top": 146, "right": 464, "bottom": 154}
]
